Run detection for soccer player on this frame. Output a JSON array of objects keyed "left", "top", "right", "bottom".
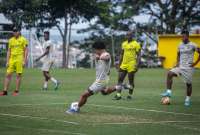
[
  {"left": 66, "top": 41, "right": 117, "bottom": 114},
  {"left": 161, "top": 30, "right": 200, "bottom": 106},
  {"left": 114, "top": 31, "right": 141, "bottom": 100},
  {"left": 35, "top": 31, "right": 59, "bottom": 90},
  {"left": 0, "top": 28, "right": 28, "bottom": 96}
]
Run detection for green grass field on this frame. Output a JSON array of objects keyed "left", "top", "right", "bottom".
[{"left": 0, "top": 68, "right": 200, "bottom": 135}]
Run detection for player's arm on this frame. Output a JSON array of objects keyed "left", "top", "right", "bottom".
[
  {"left": 6, "top": 48, "right": 11, "bottom": 67},
  {"left": 136, "top": 50, "right": 141, "bottom": 70},
  {"left": 23, "top": 46, "right": 28, "bottom": 66},
  {"left": 100, "top": 52, "right": 110, "bottom": 61},
  {"left": 118, "top": 49, "right": 124, "bottom": 68},
  {"left": 191, "top": 47, "right": 200, "bottom": 67},
  {"left": 35, "top": 46, "right": 50, "bottom": 62},
  {"left": 175, "top": 51, "right": 180, "bottom": 67}
]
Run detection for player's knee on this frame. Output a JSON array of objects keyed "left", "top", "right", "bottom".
[
  {"left": 6, "top": 73, "right": 12, "bottom": 79},
  {"left": 167, "top": 71, "right": 174, "bottom": 78},
  {"left": 16, "top": 74, "right": 22, "bottom": 79},
  {"left": 101, "top": 90, "right": 108, "bottom": 95},
  {"left": 186, "top": 83, "right": 192, "bottom": 88}
]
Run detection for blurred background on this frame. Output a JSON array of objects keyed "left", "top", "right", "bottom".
[{"left": 0, "top": 0, "right": 200, "bottom": 69}]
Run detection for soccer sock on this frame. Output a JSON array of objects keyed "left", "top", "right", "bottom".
[
  {"left": 50, "top": 77, "right": 57, "bottom": 84},
  {"left": 166, "top": 89, "right": 172, "bottom": 94},
  {"left": 185, "top": 96, "right": 190, "bottom": 101},
  {"left": 44, "top": 81, "right": 48, "bottom": 88}
]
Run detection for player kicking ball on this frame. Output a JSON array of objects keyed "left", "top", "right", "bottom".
[
  {"left": 66, "top": 41, "right": 118, "bottom": 114},
  {"left": 35, "top": 31, "right": 60, "bottom": 90},
  {"left": 161, "top": 30, "right": 200, "bottom": 106},
  {"left": 0, "top": 27, "right": 28, "bottom": 96}
]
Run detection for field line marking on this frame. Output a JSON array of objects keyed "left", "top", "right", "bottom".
[
  {"left": 0, "top": 112, "right": 79, "bottom": 125},
  {"left": 4, "top": 124, "right": 87, "bottom": 135},
  {"left": 1, "top": 102, "right": 200, "bottom": 117},
  {"left": 88, "top": 104, "right": 200, "bottom": 117}
]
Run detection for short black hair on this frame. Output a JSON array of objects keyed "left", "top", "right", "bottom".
[
  {"left": 181, "top": 30, "right": 189, "bottom": 36},
  {"left": 44, "top": 31, "right": 50, "bottom": 35},
  {"left": 92, "top": 41, "right": 106, "bottom": 49},
  {"left": 13, "top": 27, "right": 21, "bottom": 32}
]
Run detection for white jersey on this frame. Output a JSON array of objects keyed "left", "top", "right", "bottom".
[
  {"left": 95, "top": 52, "right": 111, "bottom": 82},
  {"left": 43, "top": 40, "right": 54, "bottom": 62},
  {"left": 178, "top": 42, "right": 197, "bottom": 68}
]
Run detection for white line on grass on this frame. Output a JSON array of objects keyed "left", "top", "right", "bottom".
[
  {"left": 1, "top": 102, "right": 200, "bottom": 117},
  {"left": 4, "top": 124, "right": 87, "bottom": 135},
  {"left": 0, "top": 113, "right": 79, "bottom": 125},
  {"left": 88, "top": 104, "right": 200, "bottom": 117}
]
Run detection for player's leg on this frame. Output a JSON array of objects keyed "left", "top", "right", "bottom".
[
  {"left": 185, "top": 83, "right": 192, "bottom": 106},
  {"left": 43, "top": 71, "right": 49, "bottom": 90},
  {"left": 0, "top": 73, "right": 13, "bottom": 96},
  {"left": 161, "top": 69, "right": 178, "bottom": 97},
  {"left": 13, "top": 73, "right": 22, "bottom": 96},
  {"left": 114, "top": 69, "right": 127, "bottom": 100},
  {"left": 101, "top": 86, "right": 116, "bottom": 95},
  {"left": 78, "top": 90, "right": 93, "bottom": 108},
  {"left": 127, "top": 71, "right": 136, "bottom": 99},
  {"left": 0, "top": 59, "right": 14, "bottom": 96}
]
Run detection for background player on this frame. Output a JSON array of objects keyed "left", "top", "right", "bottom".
[
  {"left": 0, "top": 27, "right": 28, "bottom": 96},
  {"left": 35, "top": 31, "right": 59, "bottom": 90},
  {"left": 161, "top": 30, "right": 200, "bottom": 106},
  {"left": 114, "top": 31, "right": 141, "bottom": 100},
  {"left": 66, "top": 41, "right": 118, "bottom": 114}
]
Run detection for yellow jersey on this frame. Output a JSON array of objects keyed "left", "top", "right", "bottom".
[
  {"left": 121, "top": 40, "right": 141, "bottom": 64},
  {"left": 8, "top": 36, "right": 28, "bottom": 56}
]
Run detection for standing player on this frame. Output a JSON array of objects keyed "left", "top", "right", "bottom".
[
  {"left": 0, "top": 28, "right": 28, "bottom": 96},
  {"left": 161, "top": 30, "right": 200, "bottom": 106},
  {"left": 114, "top": 31, "right": 141, "bottom": 100},
  {"left": 66, "top": 41, "right": 117, "bottom": 114},
  {"left": 35, "top": 31, "right": 59, "bottom": 90}
]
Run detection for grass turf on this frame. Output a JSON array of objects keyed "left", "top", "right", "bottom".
[{"left": 0, "top": 68, "right": 200, "bottom": 135}]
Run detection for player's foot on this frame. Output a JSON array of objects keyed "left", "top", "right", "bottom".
[
  {"left": 42, "top": 87, "right": 47, "bottom": 91},
  {"left": 0, "top": 91, "right": 8, "bottom": 96},
  {"left": 12, "top": 90, "right": 19, "bottom": 96},
  {"left": 66, "top": 108, "right": 79, "bottom": 114},
  {"left": 127, "top": 95, "right": 132, "bottom": 100},
  {"left": 54, "top": 81, "right": 60, "bottom": 90},
  {"left": 113, "top": 93, "right": 122, "bottom": 100},
  {"left": 161, "top": 91, "right": 171, "bottom": 97},
  {"left": 184, "top": 100, "right": 191, "bottom": 107}
]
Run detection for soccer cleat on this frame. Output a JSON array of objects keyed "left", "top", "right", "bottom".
[
  {"left": 161, "top": 91, "right": 171, "bottom": 97},
  {"left": 66, "top": 108, "right": 79, "bottom": 114},
  {"left": 184, "top": 100, "right": 191, "bottom": 107},
  {"left": 0, "top": 91, "right": 8, "bottom": 96},
  {"left": 127, "top": 95, "right": 132, "bottom": 100},
  {"left": 54, "top": 81, "right": 60, "bottom": 90},
  {"left": 113, "top": 93, "right": 122, "bottom": 100},
  {"left": 42, "top": 87, "right": 47, "bottom": 91},
  {"left": 12, "top": 91, "right": 19, "bottom": 96}
]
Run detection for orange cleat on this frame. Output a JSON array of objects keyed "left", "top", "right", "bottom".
[
  {"left": 0, "top": 91, "right": 8, "bottom": 96},
  {"left": 12, "top": 91, "right": 19, "bottom": 96}
]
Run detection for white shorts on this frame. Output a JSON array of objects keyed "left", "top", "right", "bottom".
[
  {"left": 89, "top": 81, "right": 107, "bottom": 94},
  {"left": 170, "top": 67, "right": 194, "bottom": 84},
  {"left": 41, "top": 60, "right": 53, "bottom": 71}
]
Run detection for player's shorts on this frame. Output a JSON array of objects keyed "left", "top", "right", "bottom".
[
  {"left": 41, "top": 60, "right": 53, "bottom": 71},
  {"left": 7, "top": 55, "right": 24, "bottom": 74},
  {"left": 170, "top": 67, "right": 194, "bottom": 84},
  {"left": 88, "top": 79, "right": 108, "bottom": 94},
  {"left": 120, "top": 61, "right": 137, "bottom": 73}
]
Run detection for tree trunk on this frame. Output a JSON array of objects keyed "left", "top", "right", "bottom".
[{"left": 62, "top": 11, "right": 68, "bottom": 68}]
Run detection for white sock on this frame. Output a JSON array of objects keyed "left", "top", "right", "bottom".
[
  {"left": 166, "top": 89, "right": 172, "bottom": 94},
  {"left": 44, "top": 81, "right": 48, "bottom": 88},
  {"left": 185, "top": 96, "right": 190, "bottom": 101},
  {"left": 50, "top": 77, "right": 57, "bottom": 84}
]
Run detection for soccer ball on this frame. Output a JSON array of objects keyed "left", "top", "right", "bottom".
[
  {"left": 70, "top": 102, "right": 79, "bottom": 111},
  {"left": 161, "top": 97, "right": 170, "bottom": 105}
]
